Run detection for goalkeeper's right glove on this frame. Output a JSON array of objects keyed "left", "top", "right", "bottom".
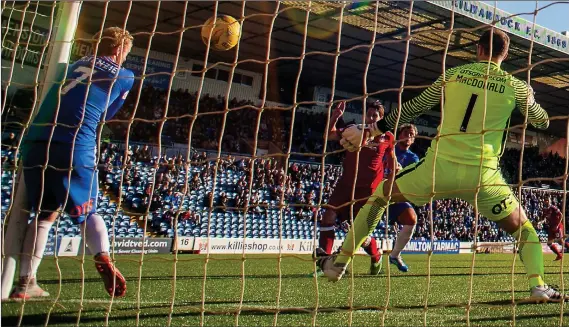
[{"left": 340, "top": 123, "right": 383, "bottom": 152}]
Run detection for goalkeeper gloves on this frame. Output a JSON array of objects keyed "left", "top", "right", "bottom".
[{"left": 340, "top": 123, "right": 383, "bottom": 152}]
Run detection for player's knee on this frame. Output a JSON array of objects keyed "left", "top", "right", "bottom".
[
  {"left": 362, "top": 236, "right": 372, "bottom": 247},
  {"left": 83, "top": 212, "right": 98, "bottom": 223},
  {"left": 38, "top": 211, "right": 59, "bottom": 223},
  {"left": 398, "top": 208, "right": 417, "bottom": 225},
  {"left": 497, "top": 205, "right": 528, "bottom": 234}
]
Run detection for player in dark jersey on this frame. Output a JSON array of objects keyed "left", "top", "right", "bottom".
[
  {"left": 315, "top": 100, "right": 393, "bottom": 277},
  {"left": 542, "top": 197, "right": 568, "bottom": 261},
  {"left": 8, "top": 27, "right": 134, "bottom": 299}
]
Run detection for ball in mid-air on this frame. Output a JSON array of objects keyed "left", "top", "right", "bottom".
[{"left": 201, "top": 15, "right": 241, "bottom": 51}]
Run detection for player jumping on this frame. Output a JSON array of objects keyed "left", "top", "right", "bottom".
[
  {"left": 542, "top": 197, "right": 568, "bottom": 261},
  {"left": 7, "top": 27, "right": 134, "bottom": 299},
  {"left": 320, "top": 29, "right": 568, "bottom": 302},
  {"left": 315, "top": 100, "right": 390, "bottom": 276}
]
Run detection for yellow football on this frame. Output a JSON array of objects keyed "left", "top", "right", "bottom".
[{"left": 201, "top": 15, "right": 241, "bottom": 51}]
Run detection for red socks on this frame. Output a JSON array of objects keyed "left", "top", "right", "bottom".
[
  {"left": 363, "top": 237, "right": 382, "bottom": 264},
  {"left": 319, "top": 227, "right": 335, "bottom": 254},
  {"left": 319, "top": 226, "right": 382, "bottom": 264},
  {"left": 550, "top": 243, "right": 562, "bottom": 256}
]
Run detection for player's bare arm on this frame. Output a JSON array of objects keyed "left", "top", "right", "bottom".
[
  {"left": 386, "top": 147, "right": 397, "bottom": 177},
  {"left": 327, "top": 101, "right": 346, "bottom": 141}
]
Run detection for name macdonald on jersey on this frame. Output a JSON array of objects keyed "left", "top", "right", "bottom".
[{"left": 455, "top": 69, "right": 507, "bottom": 93}]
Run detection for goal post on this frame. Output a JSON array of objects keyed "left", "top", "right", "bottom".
[
  {"left": 1, "top": 1, "right": 82, "bottom": 300},
  {"left": 36, "top": 1, "right": 82, "bottom": 106}
]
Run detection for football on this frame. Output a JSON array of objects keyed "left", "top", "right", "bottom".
[{"left": 201, "top": 15, "right": 241, "bottom": 51}]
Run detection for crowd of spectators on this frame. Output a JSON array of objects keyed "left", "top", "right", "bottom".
[
  {"left": 501, "top": 147, "right": 565, "bottom": 188},
  {"left": 108, "top": 86, "right": 345, "bottom": 162},
  {"left": 109, "top": 86, "right": 282, "bottom": 154},
  {"left": 1, "top": 88, "right": 567, "bottom": 242},
  {"left": 97, "top": 141, "right": 345, "bottom": 235}
]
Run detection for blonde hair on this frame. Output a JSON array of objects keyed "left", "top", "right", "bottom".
[{"left": 92, "top": 27, "right": 133, "bottom": 56}]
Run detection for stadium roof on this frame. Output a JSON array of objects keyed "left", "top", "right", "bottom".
[{"left": 74, "top": 1, "right": 569, "bottom": 137}]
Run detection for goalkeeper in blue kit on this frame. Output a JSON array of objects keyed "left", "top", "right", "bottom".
[
  {"left": 322, "top": 29, "right": 568, "bottom": 302},
  {"left": 6, "top": 27, "right": 134, "bottom": 299}
]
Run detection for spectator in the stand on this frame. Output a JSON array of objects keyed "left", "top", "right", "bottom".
[
  {"left": 2, "top": 156, "right": 10, "bottom": 169},
  {"left": 150, "top": 194, "right": 162, "bottom": 212},
  {"left": 219, "top": 192, "right": 228, "bottom": 210},
  {"left": 2, "top": 133, "right": 17, "bottom": 151},
  {"left": 100, "top": 157, "right": 114, "bottom": 187},
  {"left": 204, "top": 192, "right": 214, "bottom": 208},
  {"left": 189, "top": 173, "right": 202, "bottom": 191},
  {"left": 163, "top": 189, "right": 175, "bottom": 204}
]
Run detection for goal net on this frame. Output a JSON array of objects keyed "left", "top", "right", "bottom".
[{"left": 1, "top": 1, "right": 568, "bottom": 326}]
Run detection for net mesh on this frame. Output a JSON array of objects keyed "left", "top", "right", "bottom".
[{"left": 1, "top": 1, "right": 568, "bottom": 326}]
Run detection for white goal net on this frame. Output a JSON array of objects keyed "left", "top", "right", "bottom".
[{"left": 1, "top": 1, "right": 568, "bottom": 326}]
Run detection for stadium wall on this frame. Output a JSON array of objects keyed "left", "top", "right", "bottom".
[
  {"left": 175, "top": 59, "right": 262, "bottom": 102},
  {"left": 1, "top": 60, "right": 42, "bottom": 94},
  {"left": 505, "top": 128, "right": 539, "bottom": 148}
]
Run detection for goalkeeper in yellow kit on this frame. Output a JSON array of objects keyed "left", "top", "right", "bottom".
[{"left": 319, "top": 29, "right": 568, "bottom": 302}]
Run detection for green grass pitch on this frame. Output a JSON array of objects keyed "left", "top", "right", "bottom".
[{"left": 2, "top": 253, "right": 567, "bottom": 326}]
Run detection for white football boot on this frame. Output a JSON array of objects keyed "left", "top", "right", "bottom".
[
  {"left": 318, "top": 254, "right": 347, "bottom": 282},
  {"left": 9, "top": 278, "right": 50, "bottom": 300},
  {"left": 529, "top": 285, "right": 569, "bottom": 303}
]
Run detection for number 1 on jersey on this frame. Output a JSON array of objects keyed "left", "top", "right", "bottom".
[
  {"left": 61, "top": 66, "right": 93, "bottom": 95},
  {"left": 460, "top": 94, "right": 478, "bottom": 132}
]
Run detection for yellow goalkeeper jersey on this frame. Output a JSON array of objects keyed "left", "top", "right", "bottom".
[{"left": 378, "top": 61, "right": 549, "bottom": 169}]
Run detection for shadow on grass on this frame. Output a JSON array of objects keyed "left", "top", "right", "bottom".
[
  {"left": 469, "top": 312, "right": 563, "bottom": 322},
  {"left": 3, "top": 299, "right": 562, "bottom": 326}
]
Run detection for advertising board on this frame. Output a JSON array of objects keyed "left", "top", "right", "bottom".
[{"left": 402, "top": 240, "right": 460, "bottom": 254}]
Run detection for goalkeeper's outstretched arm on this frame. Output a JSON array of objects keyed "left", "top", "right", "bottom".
[
  {"left": 512, "top": 78, "right": 549, "bottom": 130},
  {"left": 339, "top": 69, "right": 455, "bottom": 152},
  {"left": 376, "top": 67, "right": 460, "bottom": 133}
]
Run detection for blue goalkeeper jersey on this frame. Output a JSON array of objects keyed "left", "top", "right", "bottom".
[{"left": 26, "top": 56, "right": 134, "bottom": 148}]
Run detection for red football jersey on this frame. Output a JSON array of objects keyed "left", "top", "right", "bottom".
[
  {"left": 338, "top": 131, "right": 394, "bottom": 189},
  {"left": 543, "top": 205, "right": 562, "bottom": 230}
]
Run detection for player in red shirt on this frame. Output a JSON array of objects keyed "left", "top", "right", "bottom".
[
  {"left": 315, "top": 100, "right": 393, "bottom": 276},
  {"left": 542, "top": 197, "right": 568, "bottom": 261}
]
